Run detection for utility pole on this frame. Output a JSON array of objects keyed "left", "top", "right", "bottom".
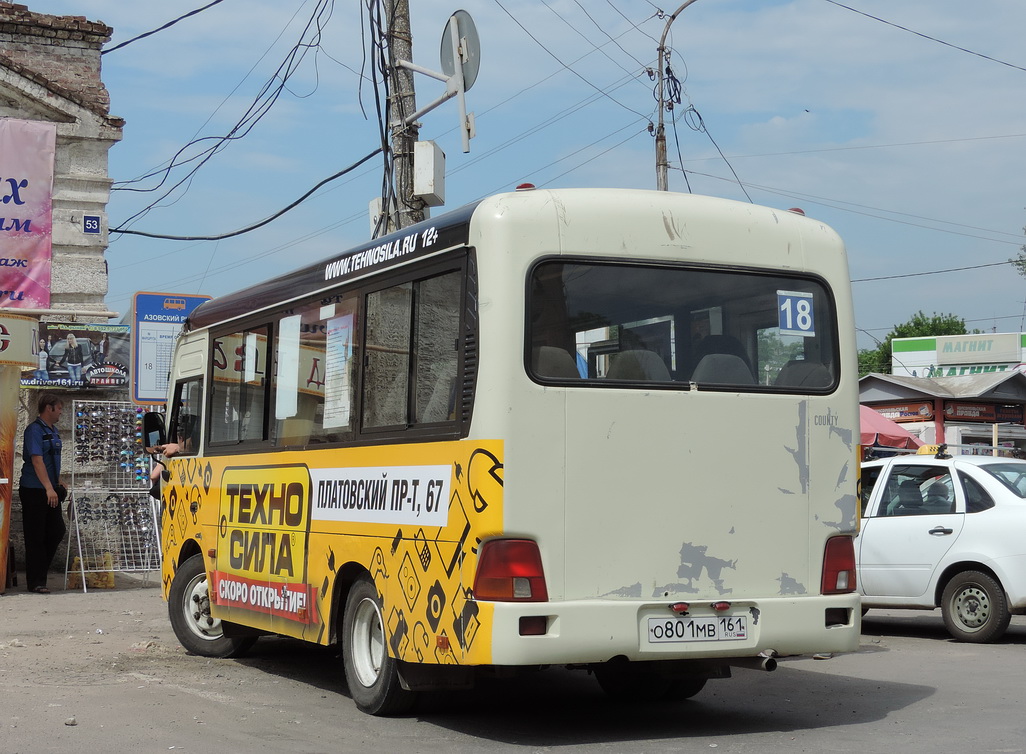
[
  {"left": 385, "top": 0, "right": 425, "bottom": 230},
  {"left": 655, "top": 0, "right": 701, "bottom": 191}
]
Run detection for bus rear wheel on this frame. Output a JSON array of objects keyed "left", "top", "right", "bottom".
[
  {"left": 342, "top": 575, "right": 415, "bottom": 715},
  {"left": 168, "top": 554, "right": 255, "bottom": 658}
]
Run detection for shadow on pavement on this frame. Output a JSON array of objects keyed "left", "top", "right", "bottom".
[
  {"left": 235, "top": 638, "right": 933, "bottom": 746},
  {"left": 862, "top": 610, "right": 1026, "bottom": 645}
]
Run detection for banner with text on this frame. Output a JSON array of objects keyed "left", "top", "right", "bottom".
[
  {"left": 0, "top": 118, "right": 56, "bottom": 310},
  {"left": 21, "top": 322, "right": 130, "bottom": 391}
]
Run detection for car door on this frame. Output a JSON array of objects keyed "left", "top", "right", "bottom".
[{"left": 858, "top": 462, "right": 965, "bottom": 600}]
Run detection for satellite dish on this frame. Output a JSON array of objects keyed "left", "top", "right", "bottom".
[{"left": 440, "top": 10, "right": 480, "bottom": 92}]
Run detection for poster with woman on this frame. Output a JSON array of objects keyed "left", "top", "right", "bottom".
[{"left": 20, "top": 322, "right": 130, "bottom": 390}]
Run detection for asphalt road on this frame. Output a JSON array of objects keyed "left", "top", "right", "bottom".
[{"left": 3, "top": 576, "right": 1025, "bottom": 753}]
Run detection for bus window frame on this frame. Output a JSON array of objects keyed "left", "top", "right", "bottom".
[
  {"left": 205, "top": 323, "right": 274, "bottom": 453},
  {"left": 358, "top": 253, "right": 472, "bottom": 442},
  {"left": 524, "top": 255, "right": 840, "bottom": 394},
  {"left": 200, "top": 249, "right": 475, "bottom": 456},
  {"left": 168, "top": 376, "right": 203, "bottom": 456}
]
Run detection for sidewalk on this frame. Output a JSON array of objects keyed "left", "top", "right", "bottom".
[{"left": 2, "top": 567, "right": 162, "bottom": 596}]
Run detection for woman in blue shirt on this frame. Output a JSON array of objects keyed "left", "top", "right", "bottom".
[{"left": 18, "top": 392, "right": 67, "bottom": 594}]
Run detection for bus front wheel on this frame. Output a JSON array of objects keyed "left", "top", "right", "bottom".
[
  {"left": 168, "top": 554, "right": 254, "bottom": 658},
  {"left": 342, "top": 575, "right": 415, "bottom": 715}
]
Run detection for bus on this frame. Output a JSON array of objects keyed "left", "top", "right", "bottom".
[{"left": 147, "top": 186, "right": 861, "bottom": 715}]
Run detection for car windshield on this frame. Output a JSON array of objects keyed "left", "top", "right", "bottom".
[{"left": 981, "top": 463, "right": 1026, "bottom": 498}]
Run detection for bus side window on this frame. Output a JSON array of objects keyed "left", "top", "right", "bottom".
[
  {"left": 364, "top": 283, "right": 413, "bottom": 428},
  {"left": 413, "top": 271, "right": 461, "bottom": 423},
  {"left": 210, "top": 326, "right": 270, "bottom": 444},
  {"left": 270, "top": 294, "right": 360, "bottom": 447},
  {"left": 363, "top": 270, "right": 462, "bottom": 430}
]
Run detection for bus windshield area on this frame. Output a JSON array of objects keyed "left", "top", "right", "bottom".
[{"left": 528, "top": 260, "right": 838, "bottom": 392}]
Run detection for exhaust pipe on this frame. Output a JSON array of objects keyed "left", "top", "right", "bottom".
[{"left": 728, "top": 656, "right": 777, "bottom": 672}]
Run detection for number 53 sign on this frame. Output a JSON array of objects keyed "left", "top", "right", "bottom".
[
  {"left": 777, "top": 290, "right": 816, "bottom": 337},
  {"left": 83, "top": 215, "right": 101, "bottom": 234}
]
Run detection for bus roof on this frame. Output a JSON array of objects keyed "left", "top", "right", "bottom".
[
  {"left": 186, "top": 187, "right": 837, "bottom": 331},
  {"left": 187, "top": 199, "right": 482, "bottom": 330}
]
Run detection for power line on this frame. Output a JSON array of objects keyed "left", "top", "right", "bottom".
[
  {"left": 493, "top": 0, "right": 650, "bottom": 120},
  {"left": 697, "top": 133, "right": 1026, "bottom": 164},
  {"left": 606, "top": 0, "right": 660, "bottom": 46},
  {"left": 852, "top": 260, "right": 1013, "bottom": 283},
  {"left": 113, "top": 0, "right": 337, "bottom": 232},
  {"left": 681, "top": 105, "right": 751, "bottom": 202},
  {"left": 102, "top": 0, "right": 228, "bottom": 55},
  {"left": 686, "top": 170, "right": 1023, "bottom": 245},
  {"left": 111, "top": 148, "right": 382, "bottom": 241},
  {"left": 823, "top": 0, "right": 1026, "bottom": 74},
  {"left": 567, "top": 0, "right": 652, "bottom": 71},
  {"left": 532, "top": 124, "right": 651, "bottom": 189}
]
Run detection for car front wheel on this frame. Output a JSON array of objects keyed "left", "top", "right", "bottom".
[{"left": 941, "top": 570, "right": 1011, "bottom": 643}]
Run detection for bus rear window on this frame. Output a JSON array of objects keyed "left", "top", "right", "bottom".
[{"left": 528, "top": 260, "right": 837, "bottom": 392}]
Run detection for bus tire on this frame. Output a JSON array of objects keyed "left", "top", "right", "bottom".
[
  {"left": 168, "top": 554, "right": 255, "bottom": 658},
  {"left": 342, "top": 575, "right": 415, "bottom": 715},
  {"left": 941, "top": 570, "right": 1011, "bottom": 643}
]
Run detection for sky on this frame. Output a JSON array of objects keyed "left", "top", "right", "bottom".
[{"left": 29, "top": 0, "right": 1026, "bottom": 350}]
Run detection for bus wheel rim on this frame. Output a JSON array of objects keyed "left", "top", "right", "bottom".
[
  {"left": 185, "top": 573, "right": 223, "bottom": 639},
  {"left": 351, "top": 596, "right": 385, "bottom": 688}
]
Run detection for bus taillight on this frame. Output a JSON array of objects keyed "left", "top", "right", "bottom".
[
  {"left": 821, "top": 536, "right": 856, "bottom": 594},
  {"left": 473, "top": 539, "right": 548, "bottom": 602}
]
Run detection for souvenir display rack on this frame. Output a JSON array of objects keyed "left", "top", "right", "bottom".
[{"left": 66, "top": 400, "right": 162, "bottom": 591}]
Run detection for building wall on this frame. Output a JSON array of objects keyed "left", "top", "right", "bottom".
[
  {"left": 0, "top": 1, "right": 125, "bottom": 583},
  {"left": 0, "top": 1, "right": 123, "bottom": 316}
]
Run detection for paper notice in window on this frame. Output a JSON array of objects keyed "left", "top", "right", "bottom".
[{"left": 323, "top": 314, "right": 353, "bottom": 429}]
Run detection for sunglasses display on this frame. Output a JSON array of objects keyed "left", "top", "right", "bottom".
[{"left": 66, "top": 400, "right": 165, "bottom": 589}]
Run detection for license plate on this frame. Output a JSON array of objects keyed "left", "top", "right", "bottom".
[{"left": 647, "top": 615, "right": 748, "bottom": 643}]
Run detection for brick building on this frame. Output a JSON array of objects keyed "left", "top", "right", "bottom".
[
  {"left": 1, "top": 2, "right": 123, "bottom": 583},
  {"left": 0, "top": 1, "right": 122, "bottom": 316}
]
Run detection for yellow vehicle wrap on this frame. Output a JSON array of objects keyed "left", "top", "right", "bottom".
[{"left": 161, "top": 439, "right": 503, "bottom": 666}]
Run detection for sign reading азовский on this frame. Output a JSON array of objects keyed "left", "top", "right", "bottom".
[{"left": 133, "top": 292, "right": 210, "bottom": 404}]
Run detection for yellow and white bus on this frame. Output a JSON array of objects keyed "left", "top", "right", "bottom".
[{"left": 148, "top": 187, "right": 861, "bottom": 715}]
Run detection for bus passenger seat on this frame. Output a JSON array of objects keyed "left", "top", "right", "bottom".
[
  {"left": 775, "top": 359, "right": 831, "bottom": 388},
  {"left": 691, "top": 354, "right": 755, "bottom": 385},
  {"left": 532, "top": 346, "right": 580, "bottom": 379},
  {"left": 607, "top": 350, "right": 670, "bottom": 381},
  {"left": 692, "top": 335, "right": 752, "bottom": 374}
]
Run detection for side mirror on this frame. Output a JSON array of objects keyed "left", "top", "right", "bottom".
[{"left": 143, "top": 412, "right": 167, "bottom": 452}]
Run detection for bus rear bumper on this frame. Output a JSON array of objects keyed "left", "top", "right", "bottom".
[{"left": 484, "top": 593, "right": 861, "bottom": 666}]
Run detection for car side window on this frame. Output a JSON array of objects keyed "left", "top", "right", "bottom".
[
  {"left": 861, "top": 466, "right": 882, "bottom": 517},
  {"left": 880, "top": 465, "right": 952, "bottom": 517},
  {"left": 959, "top": 473, "right": 995, "bottom": 513}
]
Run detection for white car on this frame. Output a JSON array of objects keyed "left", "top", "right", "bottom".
[{"left": 858, "top": 451, "right": 1026, "bottom": 642}]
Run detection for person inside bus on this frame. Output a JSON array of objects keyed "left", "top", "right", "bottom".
[{"left": 149, "top": 413, "right": 197, "bottom": 493}]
